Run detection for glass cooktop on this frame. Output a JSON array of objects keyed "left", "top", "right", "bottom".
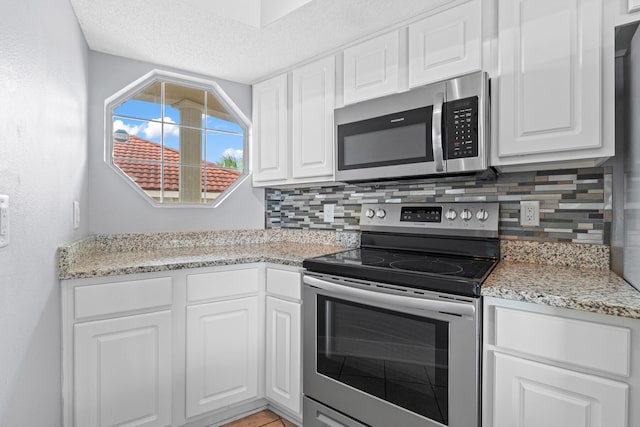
[{"left": 303, "top": 248, "right": 498, "bottom": 297}]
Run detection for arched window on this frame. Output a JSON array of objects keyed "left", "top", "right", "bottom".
[{"left": 105, "top": 71, "right": 249, "bottom": 205}]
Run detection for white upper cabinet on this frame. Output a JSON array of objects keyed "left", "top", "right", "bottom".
[
  {"left": 252, "top": 56, "right": 335, "bottom": 187},
  {"left": 343, "top": 31, "right": 400, "bottom": 105},
  {"left": 493, "top": 0, "right": 610, "bottom": 167},
  {"left": 252, "top": 74, "right": 288, "bottom": 183},
  {"left": 408, "top": 0, "right": 482, "bottom": 88},
  {"left": 292, "top": 56, "right": 336, "bottom": 180}
]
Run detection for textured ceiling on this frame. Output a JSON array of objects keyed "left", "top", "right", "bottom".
[{"left": 69, "top": 0, "right": 451, "bottom": 84}]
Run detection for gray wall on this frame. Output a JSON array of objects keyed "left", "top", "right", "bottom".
[
  {"left": 0, "top": 1, "right": 90, "bottom": 425},
  {"left": 88, "top": 52, "right": 265, "bottom": 234}
]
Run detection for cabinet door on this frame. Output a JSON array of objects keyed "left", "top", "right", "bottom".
[
  {"left": 74, "top": 311, "right": 172, "bottom": 427},
  {"left": 492, "top": 352, "right": 628, "bottom": 427},
  {"left": 265, "top": 296, "right": 301, "bottom": 415},
  {"left": 408, "top": 0, "right": 482, "bottom": 88},
  {"left": 185, "top": 297, "right": 259, "bottom": 417},
  {"left": 252, "top": 74, "right": 288, "bottom": 183},
  {"left": 343, "top": 31, "right": 400, "bottom": 105},
  {"left": 496, "top": 0, "right": 602, "bottom": 160},
  {"left": 291, "top": 56, "right": 335, "bottom": 180}
]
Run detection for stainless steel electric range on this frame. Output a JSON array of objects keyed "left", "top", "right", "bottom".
[{"left": 302, "top": 202, "right": 500, "bottom": 427}]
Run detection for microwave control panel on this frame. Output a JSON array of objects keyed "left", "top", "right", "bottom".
[{"left": 445, "top": 96, "right": 478, "bottom": 159}]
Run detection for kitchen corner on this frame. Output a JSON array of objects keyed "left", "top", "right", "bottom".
[
  {"left": 58, "top": 229, "right": 357, "bottom": 279},
  {"left": 59, "top": 229, "right": 640, "bottom": 319}
]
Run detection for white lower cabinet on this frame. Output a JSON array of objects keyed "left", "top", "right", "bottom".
[
  {"left": 483, "top": 297, "right": 639, "bottom": 427},
  {"left": 492, "top": 352, "right": 627, "bottom": 427},
  {"left": 74, "top": 311, "right": 173, "bottom": 427},
  {"left": 63, "top": 264, "right": 304, "bottom": 427},
  {"left": 185, "top": 297, "right": 259, "bottom": 417},
  {"left": 265, "top": 296, "right": 301, "bottom": 415},
  {"left": 264, "top": 266, "right": 303, "bottom": 419}
]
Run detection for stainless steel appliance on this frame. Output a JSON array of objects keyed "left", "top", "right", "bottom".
[
  {"left": 335, "top": 72, "right": 490, "bottom": 183},
  {"left": 302, "top": 202, "right": 500, "bottom": 427},
  {"left": 613, "top": 21, "right": 640, "bottom": 292}
]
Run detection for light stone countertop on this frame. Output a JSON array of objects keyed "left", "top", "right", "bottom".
[
  {"left": 58, "top": 229, "right": 356, "bottom": 280},
  {"left": 482, "top": 261, "right": 640, "bottom": 319},
  {"left": 59, "top": 241, "right": 349, "bottom": 280},
  {"left": 58, "top": 230, "right": 640, "bottom": 319}
]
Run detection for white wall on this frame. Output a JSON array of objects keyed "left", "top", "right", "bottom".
[
  {"left": 0, "top": 0, "right": 89, "bottom": 425},
  {"left": 88, "top": 52, "right": 265, "bottom": 234}
]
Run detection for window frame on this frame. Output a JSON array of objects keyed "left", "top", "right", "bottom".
[{"left": 104, "top": 69, "right": 252, "bottom": 208}]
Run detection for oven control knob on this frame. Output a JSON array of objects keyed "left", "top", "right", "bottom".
[
  {"left": 461, "top": 208, "right": 473, "bottom": 221},
  {"left": 476, "top": 209, "right": 489, "bottom": 222},
  {"left": 365, "top": 208, "right": 375, "bottom": 219},
  {"left": 445, "top": 209, "right": 457, "bottom": 221},
  {"left": 376, "top": 208, "right": 387, "bottom": 219}
]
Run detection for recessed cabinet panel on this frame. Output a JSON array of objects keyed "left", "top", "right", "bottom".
[
  {"left": 74, "top": 311, "right": 172, "bottom": 427},
  {"left": 496, "top": 0, "right": 602, "bottom": 158},
  {"left": 252, "top": 74, "right": 288, "bottom": 183},
  {"left": 187, "top": 268, "right": 259, "bottom": 302},
  {"left": 74, "top": 276, "right": 172, "bottom": 320},
  {"left": 344, "top": 32, "right": 400, "bottom": 105},
  {"left": 186, "top": 297, "right": 259, "bottom": 417},
  {"left": 493, "top": 352, "right": 628, "bottom": 427},
  {"left": 494, "top": 307, "right": 631, "bottom": 376},
  {"left": 409, "top": 0, "right": 482, "bottom": 87},
  {"left": 266, "top": 268, "right": 301, "bottom": 300},
  {"left": 292, "top": 56, "right": 335, "bottom": 179},
  {"left": 266, "top": 296, "right": 301, "bottom": 415}
]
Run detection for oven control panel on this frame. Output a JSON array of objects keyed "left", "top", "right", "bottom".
[{"left": 360, "top": 202, "right": 499, "bottom": 237}]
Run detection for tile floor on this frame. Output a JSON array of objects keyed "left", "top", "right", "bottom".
[{"left": 220, "top": 409, "right": 298, "bottom": 427}]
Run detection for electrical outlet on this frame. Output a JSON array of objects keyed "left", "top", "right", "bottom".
[
  {"left": 323, "top": 204, "right": 335, "bottom": 223},
  {"left": 520, "top": 200, "right": 540, "bottom": 226}
]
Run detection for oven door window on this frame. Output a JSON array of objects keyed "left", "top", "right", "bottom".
[
  {"left": 337, "top": 106, "right": 433, "bottom": 170},
  {"left": 316, "top": 295, "right": 449, "bottom": 425}
]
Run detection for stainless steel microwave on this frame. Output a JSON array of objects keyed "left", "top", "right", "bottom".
[{"left": 335, "top": 71, "right": 489, "bottom": 182}]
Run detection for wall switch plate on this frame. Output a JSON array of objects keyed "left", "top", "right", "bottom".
[
  {"left": 0, "top": 195, "right": 9, "bottom": 248},
  {"left": 520, "top": 200, "right": 540, "bottom": 226},
  {"left": 323, "top": 204, "right": 335, "bottom": 223},
  {"left": 73, "top": 201, "right": 80, "bottom": 230}
]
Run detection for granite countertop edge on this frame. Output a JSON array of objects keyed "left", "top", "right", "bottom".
[
  {"left": 482, "top": 261, "right": 640, "bottom": 320},
  {"left": 58, "top": 232, "right": 640, "bottom": 320},
  {"left": 59, "top": 254, "right": 306, "bottom": 280}
]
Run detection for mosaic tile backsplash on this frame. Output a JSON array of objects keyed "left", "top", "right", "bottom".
[{"left": 265, "top": 167, "right": 612, "bottom": 245}]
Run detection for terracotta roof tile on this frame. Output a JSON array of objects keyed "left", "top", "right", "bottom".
[{"left": 113, "top": 135, "right": 241, "bottom": 192}]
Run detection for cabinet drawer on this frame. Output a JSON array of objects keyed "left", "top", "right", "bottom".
[
  {"left": 494, "top": 307, "right": 631, "bottom": 376},
  {"left": 187, "top": 268, "right": 259, "bottom": 303},
  {"left": 266, "top": 268, "right": 301, "bottom": 300},
  {"left": 74, "top": 277, "right": 172, "bottom": 320}
]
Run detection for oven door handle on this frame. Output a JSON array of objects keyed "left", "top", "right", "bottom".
[{"left": 304, "top": 275, "right": 475, "bottom": 318}]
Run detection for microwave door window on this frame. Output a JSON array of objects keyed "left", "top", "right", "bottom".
[{"left": 338, "top": 106, "right": 433, "bottom": 170}]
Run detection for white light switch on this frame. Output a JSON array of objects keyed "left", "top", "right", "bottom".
[
  {"left": 73, "top": 201, "right": 80, "bottom": 230},
  {"left": 0, "top": 195, "right": 9, "bottom": 248}
]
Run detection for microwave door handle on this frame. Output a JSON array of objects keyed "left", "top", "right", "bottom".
[{"left": 432, "top": 92, "right": 445, "bottom": 172}]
